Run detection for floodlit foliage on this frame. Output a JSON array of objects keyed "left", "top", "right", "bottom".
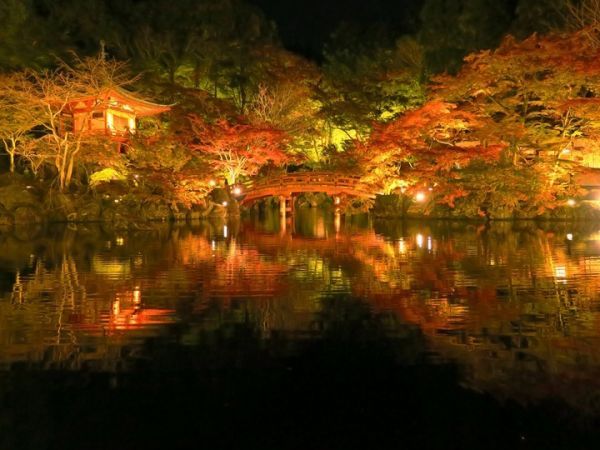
[
  {"left": 28, "top": 54, "right": 137, "bottom": 191},
  {"left": 317, "top": 35, "right": 427, "bottom": 149},
  {"left": 431, "top": 29, "right": 600, "bottom": 214},
  {"left": 0, "top": 72, "right": 44, "bottom": 173},
  {"left": 189, "top": 116, "right": 290, "bottom": 185},
  {"left": 350, "top": 100, "right": 504, "bottom": 214},
  {"left": 3, "top": 1, "right": 600, "bottom": 218}
]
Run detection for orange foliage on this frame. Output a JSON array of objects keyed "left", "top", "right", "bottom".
[{"left": 189, "top": 116, "right": 291, "bottom": 184}]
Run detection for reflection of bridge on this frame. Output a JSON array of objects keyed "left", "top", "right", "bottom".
[{"left": 240, "top": 172, "right": 376, "bottom": 216}]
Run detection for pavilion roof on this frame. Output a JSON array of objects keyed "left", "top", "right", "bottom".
[{"left": 68, "top": 87, "right": 172, "bottom": 117}]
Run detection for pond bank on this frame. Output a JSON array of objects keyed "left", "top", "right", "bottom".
[{"left": 3, "top": 175, "right": 600, "bottom": 229}]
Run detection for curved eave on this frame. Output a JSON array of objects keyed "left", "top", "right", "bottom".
[
  {"left": 67, "top": 88, "right": 173, "bottom": 117},
  {"left": 111, "top": 88, "right": 172, "bottom": 117}
]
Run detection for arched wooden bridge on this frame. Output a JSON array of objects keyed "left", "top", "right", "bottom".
[{"left": 240, "top": 172, "right": 375, "bottom": 213}]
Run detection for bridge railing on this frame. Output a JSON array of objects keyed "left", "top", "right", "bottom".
[{"left": 244, "top": 172, "right": 364, "bottom": 191}]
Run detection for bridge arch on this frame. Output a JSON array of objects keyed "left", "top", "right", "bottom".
[{"left": 239, "top": 172, "right": 375, "bottom": 215}]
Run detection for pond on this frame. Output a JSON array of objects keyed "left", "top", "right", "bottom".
[{"left": 1, "top": 209, "right": 600, "bottom": 449}]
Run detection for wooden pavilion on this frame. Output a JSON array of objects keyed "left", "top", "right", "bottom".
[{"left": 62, "top": 88, "right": 171, "bottom": 145}]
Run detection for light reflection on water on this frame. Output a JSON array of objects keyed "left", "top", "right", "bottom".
[{"left": 2, "top": 212, "right": 600, "bottom": 412}]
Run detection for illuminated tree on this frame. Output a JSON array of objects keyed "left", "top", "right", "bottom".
[
  {"left": 564, "top": 0, "right": 600, "bottom": 46},
  {"left": 124, "top": 118, "right": 214, "bottom": 209},
  {"left": 189, "top": 116, "right": 289, "bottom": 185},
  {"left": 246, "top": 48, "right": 327, "bottom": 165},
  {"left": 29, "top": 54, "right": 136, "bottom": 191},
  {"left": 0, "top": 72, "right": 44, "bottom": 173},
  {"left": 433, "top": 30, "right": 600, "bottom": 213},
  {"left": 316, "top": 33, "right": 427, "bottom": 149},
  {"left": 352, "top": 100, "right": 503, "bottom": 214}
]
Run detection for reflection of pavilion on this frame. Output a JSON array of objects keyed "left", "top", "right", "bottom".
[
  {"left": 108, "top": 286, "right": 176, "bottom": 332},
  {"left": 6, "top": 221, "right": 600, "bottom": 409}
]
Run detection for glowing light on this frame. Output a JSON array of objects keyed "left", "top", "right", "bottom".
[
  {"left": 223, "top": 225, "right": 228, "bottom": 238},
  {"left": 567, "top": 233, "right": 573, "bottom": 241},
  {"left": 555, "top": 266, "right": 567, "bottom": 278},
  {"left": 416, "top": 234, "right": 424, "bottom": 248},
  {"left": 427, "top": 236, "right": 432, "bottom": 251},
  {"left": 209, "top": 179, "right": 217, "bottom": 187},
  {"left": 112, "top": 300, "right": 120, "bottom": 315},
  {"left": 133, "top": 287, "right": 141, "bottom": 305},
  {"left": 232, "top": 186, "right": 242, "bottom": 196},
  {"left": 115, "top": 236, "right": 124, "bottom": 246},
  {"left": 398, "top": 238, "right": 406, "bottom": 254},
  {"left": 415, "top": 192, "right": 426, "bottom": 203},
  {"left": 211, "top": 240, "right": 216, "bottom": 251},
  {"left": 567, "top": 199, "right": 576, "bottom": 207},
  {"left": 334, "top": 196, "right": 341, "bottom": 205},
  {"left": 316, "top": 216, "right": 326, "bottom": 238},
  {"left": 222, "top": 201, "right": 228, "bottom": 207}
]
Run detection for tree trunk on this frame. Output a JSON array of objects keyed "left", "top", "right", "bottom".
[{"left": 9, "top": 152, "right": 14, "bottom": 174}]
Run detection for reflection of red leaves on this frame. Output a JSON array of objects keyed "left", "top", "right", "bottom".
[{"left": 176, "top": 234, "right": 289, "bottom": 302}]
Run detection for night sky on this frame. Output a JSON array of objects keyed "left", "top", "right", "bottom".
[{"left": 247, "top": 0, "right": 425, "bottom": 59}]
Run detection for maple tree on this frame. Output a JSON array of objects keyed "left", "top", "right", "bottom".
[
  {"left": 188, "top": 116, "right": 290, "bottom": 185},
  {"left": 349, "top": 100, "right": 504, "bottom": 214},
  {"left": 125, "top": 120, "right": 214, "bottom": 209},
  {"left": 431, "top": 29, "right": 600, "bottom": 214}
]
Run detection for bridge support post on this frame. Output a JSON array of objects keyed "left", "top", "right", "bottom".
[
  {"left": 279, "top": 195, "right": 295, "bottom": 218},
  {"left": 333, "top": 196, "right": 341, "bottom": 212},
  {"left": 279, "top": 196, "right": 287, "bottom": 218}
]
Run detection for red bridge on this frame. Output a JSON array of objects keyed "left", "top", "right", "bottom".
[{"left": 240, "top": 171, "right": 376, "bottom": 214}]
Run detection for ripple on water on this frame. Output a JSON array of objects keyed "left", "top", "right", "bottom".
[{"left": 2, "top": 217, "right": 600, "bottom": 412}]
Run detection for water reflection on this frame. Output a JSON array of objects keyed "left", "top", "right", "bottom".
[{"left": 4, "top": 214, "right": 600, "bottom": 415}]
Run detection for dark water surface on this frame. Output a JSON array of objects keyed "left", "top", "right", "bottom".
[{"left": 2, "top": 209, "right": 600, "bottom": 449}]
